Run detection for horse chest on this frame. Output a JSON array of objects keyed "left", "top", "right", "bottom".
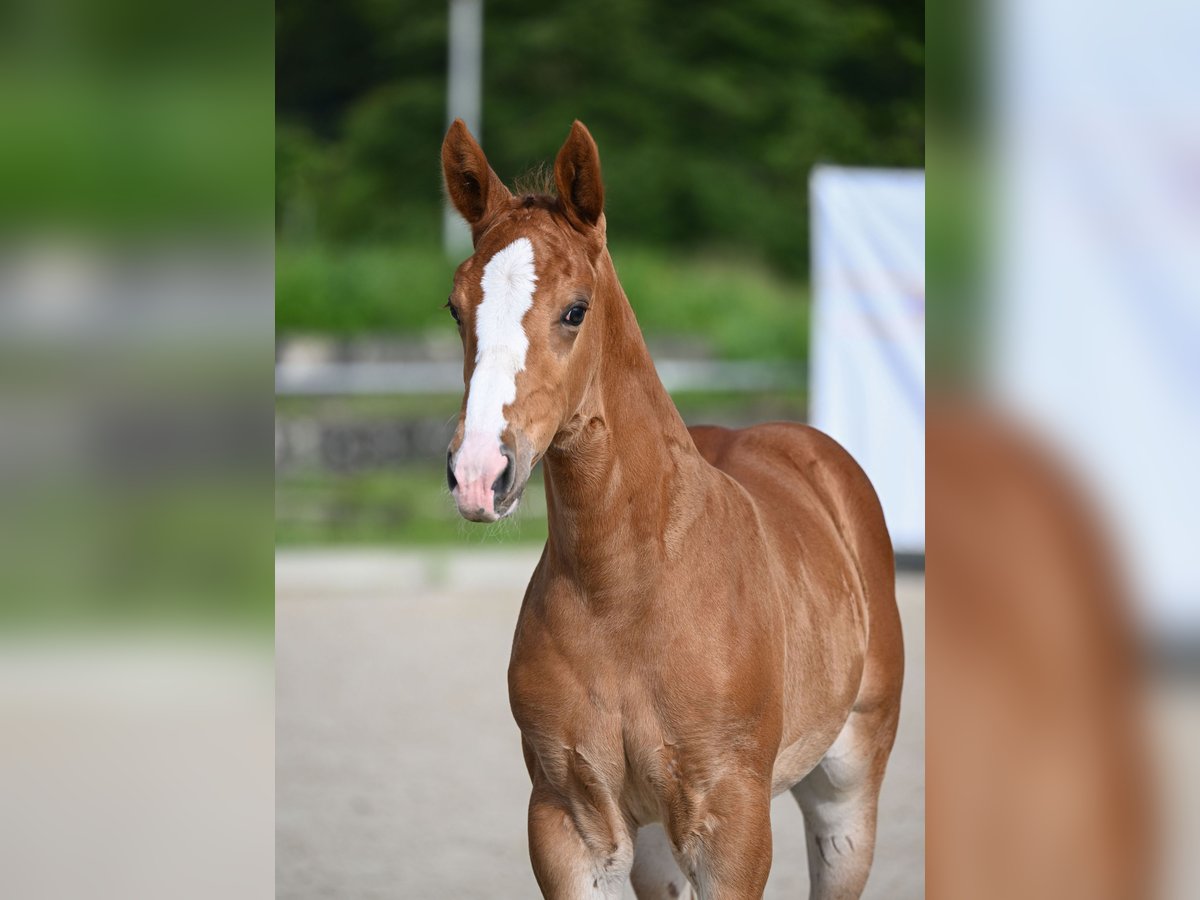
[{"left": 509, "top": 603, "right": 783, "bottom": 821}]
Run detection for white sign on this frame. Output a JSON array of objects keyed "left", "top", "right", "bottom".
[
  {"left": 992, "top": 0, "right": 1200, "bottom": 632},
  {"left": 809, "top": 166, "right": 926, "bottom": 554}
]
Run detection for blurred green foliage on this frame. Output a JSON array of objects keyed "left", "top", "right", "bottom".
[
  {"left": 925, "top": 0, "right": 983, "bottom": 388},
  {"left": 0, "top": 0, "right": 272, "bottom": 234},
  {"left": 0, "top": 0, "right": 273, "bottom": 625},
  {"left": 2, "top": 479, "right": 271, "bottom": 628},
  {"left": 277, "top": 240, "right": 810, "bottom": 360},
  {"left": 276, "top": 466, "right": 549, "bottom": 546},
  {"left": 276, "top": 0, "right": 923, "bottom": 275}
]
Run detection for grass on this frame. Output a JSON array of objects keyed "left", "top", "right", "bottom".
[
  {"left": 276, "top": 240, "right": 810, "bottom": 361},
  {"left": 275, "top": 465, "right": 549, "bottom": 546},
  {"left": 2, "top": 479, "right": 272, "bottom": 629}
]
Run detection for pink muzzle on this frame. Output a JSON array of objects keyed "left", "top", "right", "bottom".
[{"left": 448, "top": 437, "right": 516, "bottom": 521}]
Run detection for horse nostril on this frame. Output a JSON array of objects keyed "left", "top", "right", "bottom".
[
  {"left": 446, "top": 451, "right": 458, "bottom": 491},
  {"left": 493, "top": 445, "right": 516, "bottom": 497}
]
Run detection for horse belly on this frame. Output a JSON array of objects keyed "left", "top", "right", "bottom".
[
  {"left": 772, "top": 586, "right": 868, "bottom": 794},
  {"left": 771, "top": 729, "right": 843, "bottom": 795}
]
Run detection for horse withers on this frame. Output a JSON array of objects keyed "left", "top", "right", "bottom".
[{"left": 441, "top": 119, "right": 903, "bottom": 900}]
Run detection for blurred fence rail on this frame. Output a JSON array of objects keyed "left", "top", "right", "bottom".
[
  {"left": 275, "top": 416, "right": 450, "bottom": 474},
  {"left": 275, "top": 358, "right": 805, "bottom": 396},
  {"left": 274, "top": 338, "right": 809, "bottom": 475},
  {"left": 274, "top": 337, "right": 808, "bottom": 542}
]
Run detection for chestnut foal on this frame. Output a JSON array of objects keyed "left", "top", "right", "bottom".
[{"left": 442, "top": 120, "right": 903, "bottom": 900}]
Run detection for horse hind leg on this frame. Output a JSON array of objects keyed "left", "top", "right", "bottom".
[
  {"left": 793, "top": 774, "right": 878, "bottom": 900},
  {"left": 629, "top": 824, "right": 695, "bottom": 900},
  {"left": 791, "top": 706, "right": 899, "bottom": 900}
]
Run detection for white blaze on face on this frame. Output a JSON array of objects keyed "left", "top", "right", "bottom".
[{"left": 453, "top": 237, "right": 537, "bottom": 513}]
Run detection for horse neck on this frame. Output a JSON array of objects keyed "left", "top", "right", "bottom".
[{"left": 541, "top": 250, "right": 709, "bottom": 597}]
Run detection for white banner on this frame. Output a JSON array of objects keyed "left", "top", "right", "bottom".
[
  {"left": 809, "top": 166, "right": 926, "bottom": 554},
  {"left": 991, "top": 0, "right": 1200, "bottom": 632}
]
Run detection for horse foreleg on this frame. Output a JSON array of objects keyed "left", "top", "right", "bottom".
[
  {"left": 527, "top": 785, "right": 634, "bottom": 900},
  {"left": 670, "top": 776, "right": 773, "bottom": 900}
]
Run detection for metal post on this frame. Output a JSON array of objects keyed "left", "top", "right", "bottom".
[{"left": 444, "top": 0, "right": 483, "bottom": 258}]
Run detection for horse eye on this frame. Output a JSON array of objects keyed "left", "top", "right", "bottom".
[
  {"left": 445, "top": 300, "right": 462, "bottom": 326},
  {"left": 562, "top": 303, "right": 587, "bottom": 327}
]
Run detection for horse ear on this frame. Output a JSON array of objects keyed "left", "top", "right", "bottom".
[
  {"left": 441, "top": 119, "right": 511, "bottom": 229},
  {"left": 554, "top": 120, "right": 605, "bottom": 229}
]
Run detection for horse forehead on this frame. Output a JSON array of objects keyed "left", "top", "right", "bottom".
[
  {"left": 475, "top": 214, "right": 579, "bottom": 281},
  {"left": 477, "top": 237, "right": 538, "bottom": 305},
  {"left": 479, "top": 219, "right": 544, "bottom": 257},
  {"left": 462, "top": 238, "right": 535, "bottom": 362}
]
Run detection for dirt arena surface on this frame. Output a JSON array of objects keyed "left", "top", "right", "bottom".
[{"left": 276, "top": 550, "right": 925, "bottom": 899}]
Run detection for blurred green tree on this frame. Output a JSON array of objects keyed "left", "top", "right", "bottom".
[{"left": 276, "top": 0, "right": 922, "bottom": 275}]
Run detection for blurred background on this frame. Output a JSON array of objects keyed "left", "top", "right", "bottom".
[
  {"left": 273, "top": 0, "right": 923, "bottom": 547},
  {"left": 14, "top": 0, "right": 1196, "bottom": 895},
  {"left": 925, "top": 0, "right": 1200, "bottom": 896},
  {"left": 0, "top": 0, "right": 272, "bottom": 898}
]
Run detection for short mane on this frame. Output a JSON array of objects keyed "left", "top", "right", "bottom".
[{"left": 512, "top": 163, "right": 557, "bottom": 205}]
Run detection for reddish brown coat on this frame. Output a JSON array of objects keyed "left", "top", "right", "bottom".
[{"left": 443, "top": 120, "right": 903, "bottom": 900}]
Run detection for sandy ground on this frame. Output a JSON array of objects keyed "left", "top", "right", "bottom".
[{"left": 276, "top": 550, "right": 924, "bottom": 899}]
